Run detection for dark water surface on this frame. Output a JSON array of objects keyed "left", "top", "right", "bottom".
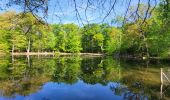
[{"left": 0, "top": 56, "right": 170, "bottom": 100}]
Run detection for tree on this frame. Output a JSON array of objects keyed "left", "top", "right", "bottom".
[
  {"left": 119, "top": 4, "right": 155, "bottom": 57},
  {"left": 144, "top": 2, "right": 170, "bottom": 58},
  {"left": 81, "top": 24, "right": 103, "bottom": 53},
  {"left": 11, "top": 30, "right": 27, "bottom": 52},
  {"left": 63, "top": 24, "right": 82, "bottom": 53},
  {"left": 0, "top": 11, "right": 16, "bottom": 53},
  {"left": 0, "top": 30, "right": 11, "bottom": 53},
  {"left": 93, "top": 33, "right": 104, "bottom": 52},
  {"left": 52, "top": 23, "right": 82, "bottom": 53},
  {"left": 52, "top": 24, "right": 66, "bottom": 52},
  {"left": 32, "top": 28, "right": 56, "bottom": 52},
  {"left": 104, "top": 27, "right": 122, "bottom": 55},
  {"left": 0, "top": 11, "right": 16, "bottom": 29},
  {"left": 15, "top": 12, "right": 49, "bottom": 53}
]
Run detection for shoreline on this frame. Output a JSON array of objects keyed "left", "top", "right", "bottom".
[
  {"left": 0, "top": 52, "right": 168, "bottom": 60},
  {"left": 11, "top": 52, "right": 104, "bottom": 56}
]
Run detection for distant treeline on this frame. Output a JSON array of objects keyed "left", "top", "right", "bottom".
[{"left": 0, "top": 1, "right": 170, "bottom": 57}]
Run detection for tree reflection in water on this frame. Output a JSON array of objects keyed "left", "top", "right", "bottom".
[
  {"left": 110, "top": 82, "right": 148, "bottom": 100},
  {"left": 0, "top": 56, "right": 169, "bottom": 99}
]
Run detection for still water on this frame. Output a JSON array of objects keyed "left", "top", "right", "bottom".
[{"left": 0, "top": 55, "right": 170, "bottom": 100}]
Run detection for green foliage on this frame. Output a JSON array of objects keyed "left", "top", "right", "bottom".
[
  {"left": 52, "top": 24, "right": 67, "bottom": 52},
  {"left": 0, "top": 12, "right": 56, "bottom": 53},
  {"left": 0, "top": 58, "right": 10, "bottom": 79},
  {"left": 104, "top": 27, "right": 122, "bottom": 55},
  {"left": 32, "top": 32, "right": 56, "bottom": 51},
  {"left": 0, "top": 30, "right": 11, "bottom": 53},
  {"left": 120, "top": 23, "right": 142, "bottom": 54},
  {"left": 16, "top": 13, "right": 51, "bottom": 52},
  {"left": 81, "top": 24, "right": 102, "bottom": 53},
  {"left": 63, "top": 24, "right": 82, "bottom": 53},
  {"left": 52, "top": 23, "right": 82, "bottom": 53},
  {"left": 11, "top": 30, "right": 27, "bottom": 51},
  {"left": 80, "top": 24, "right": 122, "bottom": 54}
]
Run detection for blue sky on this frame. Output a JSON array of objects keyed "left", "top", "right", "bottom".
[
  {"left": 0, "top": 0, "right": 158, "bottom": 26},
  {"left": 47, "top": 0, "right": 131, "bottom": 25}
]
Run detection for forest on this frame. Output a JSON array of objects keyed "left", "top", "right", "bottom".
[{"left": 0, "top": 0, "right": 170, "bottom": 58}]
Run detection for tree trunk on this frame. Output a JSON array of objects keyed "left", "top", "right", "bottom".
[
  {"left": 100, "top": 44, "right": 103, "bottom": 53},
  {"left": 139, "top": 26, "right": 149, "bottom": 58},
  {"left": 27, "top": 37, "right": 31, "bottom": 53},
  {"left": 142, "top": 33, "right": 149, "bottom": 58},
  {"left": 12, "top": 44, "right": 14, "bottom": 54}
]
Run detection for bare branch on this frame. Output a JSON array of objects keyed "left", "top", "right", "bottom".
[
  {"left": 123, "top": 0, "right": 132, "bottom": 25},
  {"left": 141, "top": 0, "right": 151, "bottom": 25},
  {"left": 101, "top": 0, "right": 117, "bottom": 23},
  {"left": 73, "top": 0, "right": 84, "bottom": 26}
]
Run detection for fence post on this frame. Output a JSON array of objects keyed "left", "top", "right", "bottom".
[
  {"left": 160, "top": 68, "right": 163, "bottom": 99},
  {"left": 161, "top": 68, "right": 163, "bottom": 84}
]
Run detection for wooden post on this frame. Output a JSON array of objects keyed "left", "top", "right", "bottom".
[
  {"left": 161, "top": 68, "right": 163, "bottom": 84},
  {"left": 161, "top": 83, "right": 163, "bottom": 99},
  {"left": 160, "top": 68, "right": 163, "bottom": 99}
]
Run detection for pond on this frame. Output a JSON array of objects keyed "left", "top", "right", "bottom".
[{"left": 0, "top": 55, "right": 170, "bottom": 100}]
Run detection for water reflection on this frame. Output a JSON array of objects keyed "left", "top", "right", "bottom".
[{"left": 0, "top": 56, "right": 169, "bottom": 100}]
